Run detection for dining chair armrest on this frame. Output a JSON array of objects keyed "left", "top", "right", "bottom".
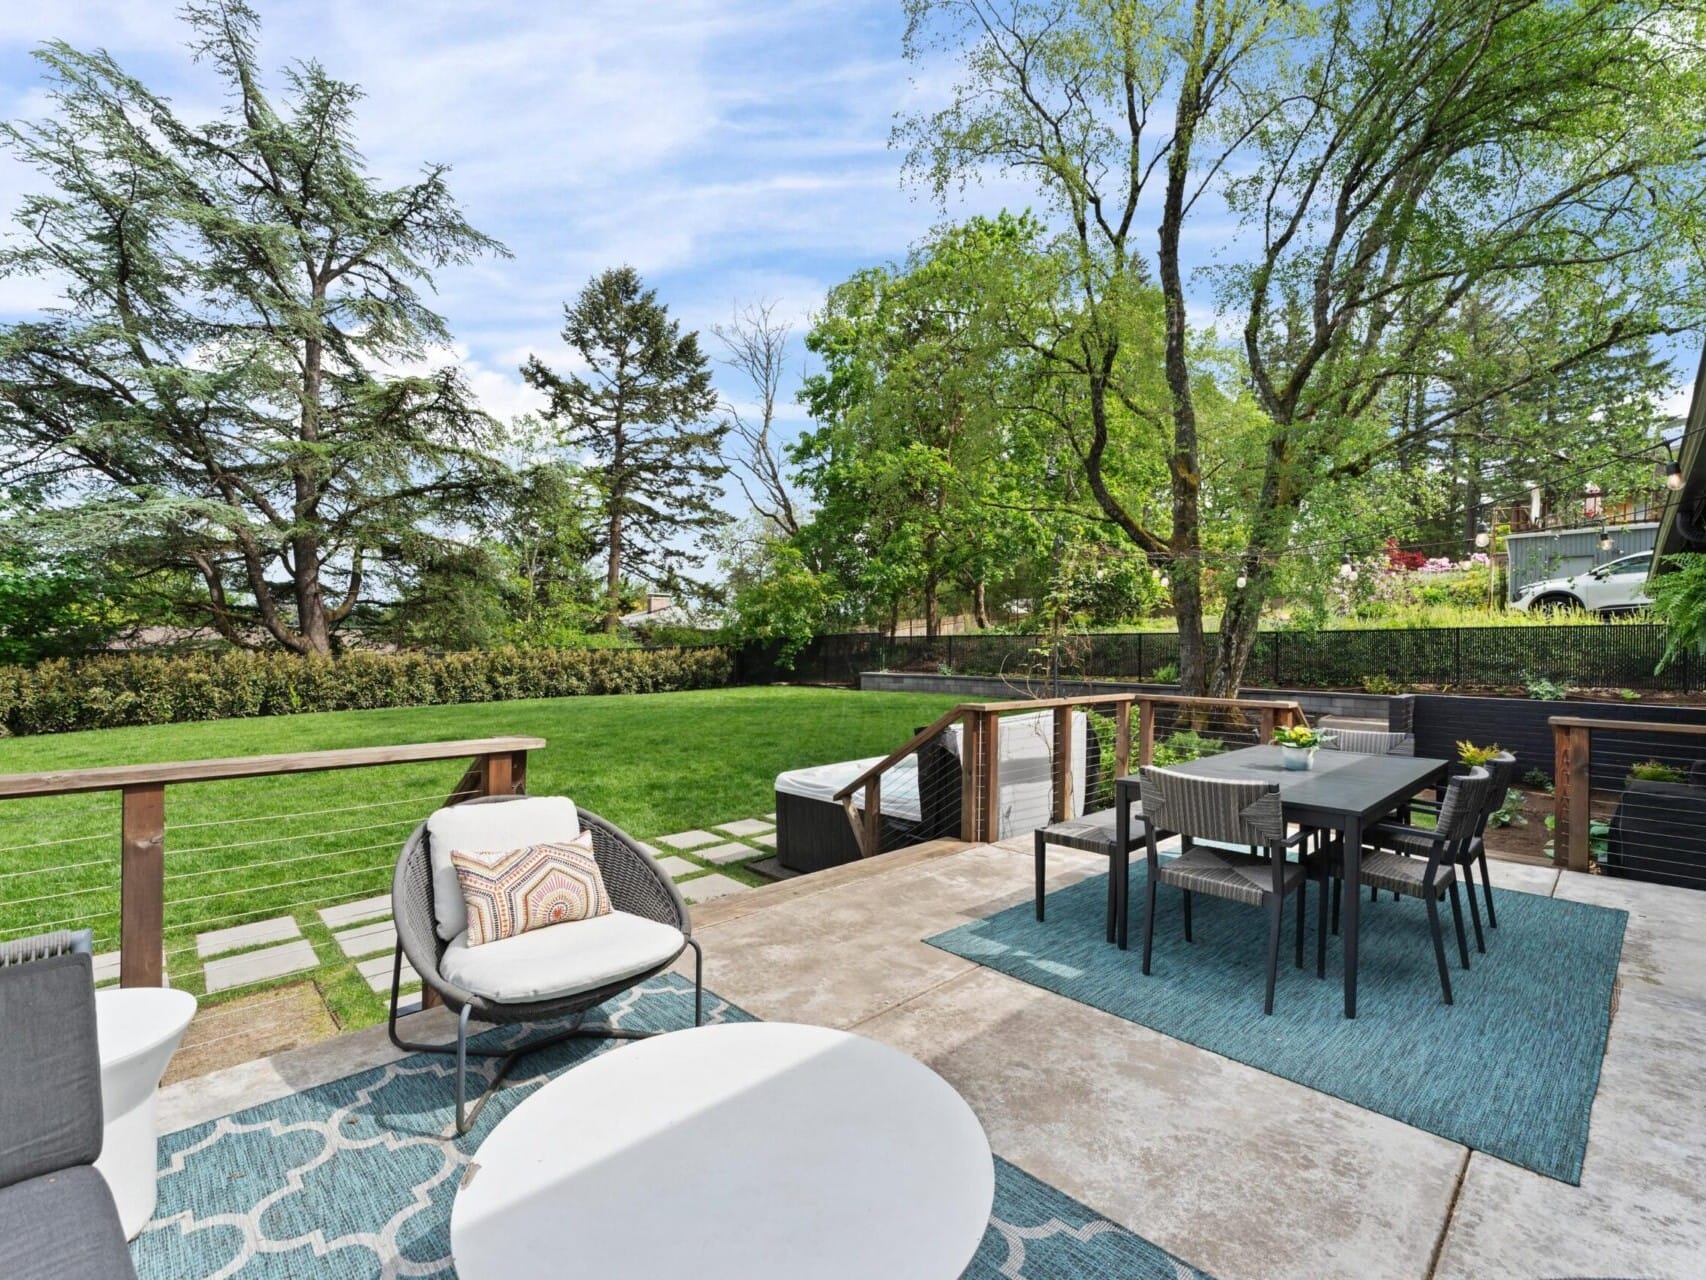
[
  {"left": 1278, "top": 828, "right": 1312, "bottom": 848},
  {"left": 1366, "top": 822, "right": 1444, "bottom": 845}
]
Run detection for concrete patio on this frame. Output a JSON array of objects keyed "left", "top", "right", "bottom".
[{"left": 158, "top": 839, "right": 1706, "bottom": 1280}]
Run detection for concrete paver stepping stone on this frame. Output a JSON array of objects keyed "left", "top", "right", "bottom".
[
  {"left": 750, "top": 831, "right": 777, "bottom": 847},
  {"left": 764, "top": 812, "right": 777, "bottom": 821},
  {"left": 657, "top": 830, "right": 722, "bottom": 850},
  {"left": 653, "top": 855, "right": 701, "bottom": 879},
  {"left": 716, "top": 818, "right": 775, "bottom": 838},
  {"left": 197, "top": 917, "right": 302, "bottom": 959},
  {"left": 695, "top": 841, "right": 757, "bottom": 866},
  {"left": 680, "top": 873, "right": 751, "bottom": 904},
  {"left": 356, "top": 953, "right": 415, "bottom": 994},
  {"left": 203, "top": 939, "right": 320, "bottom": 993},
  {"left": 334, "top": 919, "right": 397, "bottom": 959},
  {"left": 318, "top": 895, "right": 393, "bottom": 929}
]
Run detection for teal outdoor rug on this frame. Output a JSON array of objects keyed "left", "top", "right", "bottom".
[
  {"left": 927, "top": 872, "right": 1627, "bottom": 1183},
  {"left": 131, "top": 974, "right": 1208, "bottom": 1279}
]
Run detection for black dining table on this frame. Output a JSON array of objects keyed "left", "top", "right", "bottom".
[{"left": 1113, "top": 744, "right": 1450, "bottom": 1018}]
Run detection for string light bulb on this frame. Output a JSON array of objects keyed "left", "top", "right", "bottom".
[
  {"left": 1598, "top": 527, "right": 1615, "bottom": 553},
  {"left": 1338, "top": 550, "right": 1357, "bottom": 581},
  {"left": 1663, "top": 441, "right": 1684, "bottom": 491},
  {"left": 1235, "top": 573, "right": 1248, "bottom": 589},
  {"left": 1474, "top": 531, "right": 1490, "bottom": 549}
]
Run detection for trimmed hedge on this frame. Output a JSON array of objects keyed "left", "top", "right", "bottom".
[{"left": 0, "top": 645, "right": 735, "bottom": 736}]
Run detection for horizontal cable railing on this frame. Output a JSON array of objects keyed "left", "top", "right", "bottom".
[
  {"left": 0, "top": 738, "right": 543, "bottom": 1011},
  {"left": 1551, "top": 717, "right": 1706, "bottom": 891},
  {"left": 831, "top": 694, "right": 1308, "bottom": 857}
]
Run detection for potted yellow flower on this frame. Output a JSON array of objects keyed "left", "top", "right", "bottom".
[{"left": 1273, "top": 724, "right": 1334, "bottom": 771}]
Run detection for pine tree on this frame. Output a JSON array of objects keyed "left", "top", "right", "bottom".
[{"left": 522, "top": 268, "right": 727, "bottom": 631}]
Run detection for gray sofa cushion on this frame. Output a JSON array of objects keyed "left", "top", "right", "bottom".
[
  {"left": 0, "top": 1165, "right": 136, "bottom": 1280},
  {"left": 0, "top": 952, "right": 101, "bottom": 1188}
]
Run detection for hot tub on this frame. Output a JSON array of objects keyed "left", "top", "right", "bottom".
[{"left": 774, "top": 710, "right": 1093, "bottom": 874}]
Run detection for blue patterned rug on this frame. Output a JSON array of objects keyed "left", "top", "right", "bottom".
[
  {"left": 927, "top": 872, "right": 1626, "bottom": 1183},
  {"left": 131, "top": 975, "right": 1208, "bottom": 1279}
]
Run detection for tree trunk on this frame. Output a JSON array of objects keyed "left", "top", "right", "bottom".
[
  {"left": 1156, "top": 1, "right": 1211, "bottom": 695},
  {"left": 973, "top": 579, "right": 989, "bottom": 629},
  {"left": 603, "top": 506, "right": 624, "bottom": 633}
]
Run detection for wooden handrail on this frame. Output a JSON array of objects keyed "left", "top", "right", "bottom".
[
  {"left": 0, "top": 737, "right": 548, "bottom": 799},
  {"left": 0, "top": 736, "right": 542, "bottom": 992},
  {"left": 1546, "top": 717, "right": 1706, "bottom": 735},
  {"left": 832, "top": 708, "right": 969, "bottom": 803},
  {"left": 832, "top": 691, "right": 1308, "bottom": 853}
]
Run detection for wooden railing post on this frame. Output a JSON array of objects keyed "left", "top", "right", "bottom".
[
  {"left": 979, "top": 710, "right": 1001, "bottom": 841},
  {"left": 1114, "top": 701, "right": 1132, "bottom": 778},
  {"left": 1553, "top": 721, "right": 1593, "bottom": 873},
  {"left": 1258, "top": 707, "right": 1277, "bottom": 743},
  {"left": 959, "top": 710, "right": 983, "bottom": 842},
  {"left": 509, "top": 749, "right": 529, "bottom": 795},
  {"left": 1051, "top": 704, "right": 1072, "bottom": 822},
  {"left": 120, "top": 783, "right": 165, "bottom": 988},
  {"left": 479, "top": 751, "right": 514, "bottom": 798},
  {"left": 862, "top": 774, "right": 882, "bottom": 858},
  {"left": 1138, "top": 698, "right": 1157, "bottom": 768}
]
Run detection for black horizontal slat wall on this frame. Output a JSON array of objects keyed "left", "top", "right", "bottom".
[{"left": 1411, "top": 695, "right": 1706, "bottom": 786}]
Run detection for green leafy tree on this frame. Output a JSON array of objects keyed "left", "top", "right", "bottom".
[
  {"left": 797, "top": 214, "right": 1058, "bottom": 635},
  {"left": 0, "top": 0, "right": 509, "bottom": 655},
  {"left": 1650, "top": 554, "right": 1706, "bottom": 672},
  {"left": 901, "top": 0, "right": 1706, "bottom": 692},
  {"left": 0, "top": 548, "right": 141, "bottom": 663},
  {"left": 522, "top": 268, "right": 727, "bottom": 632}
]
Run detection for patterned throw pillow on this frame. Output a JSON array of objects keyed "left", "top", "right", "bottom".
[{"left": 450, "top": 831, "right": 611, "bottom": 947}]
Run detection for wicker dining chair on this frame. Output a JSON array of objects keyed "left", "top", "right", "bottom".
[
  {"left": 1322, "top": 728, "right": 1411, "bottom": 755},
  {"left": 1136, "top": 767, "right": 1322, "bottom": 1015},
  {"left": 1401, "top": 751, "right": 1516, "bottom": 951},
  {"left": 388, "top": 794, "right": 702, "bottom": 1134},
  {"left": 1033, "top": 801, "right": 1150, "bottom": 940},
  {"left": 1325, "top": 767, "right": 1490, "bottom": 1004}
]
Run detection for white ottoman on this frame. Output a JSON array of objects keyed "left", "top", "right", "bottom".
[{"left": 94, "top": 987, "right": 198, "bottom": 1239}]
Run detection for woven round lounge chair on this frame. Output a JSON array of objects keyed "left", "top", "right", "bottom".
[{"left": 387, "top": 794, "right": 702, "bottom": 1134}]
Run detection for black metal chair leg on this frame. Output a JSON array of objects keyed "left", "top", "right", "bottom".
[
  {"left": 1478, "top": 849, "right": 1498, "bottom": 928},
  {"left": 1331, "top": 876, "right": 1341, "bottom": 936},
  {"left": 1263, "top": 894, "right": 1283, "bottom": 1015},
  {"left": 1425, "top": 888, "right": 1453, "bottom": 1005},
  {"left": 1140, "top": 874, "right": 1158, "bottom": 975},
  {"left": 1035, "top": 831, "right": 1047, "bottom": 923},
  {"left": 687, "top": 937, "right": 704, "bottom": 1026},
  {"left": 1461, "top": 859, "right": 1486, "bottom": 953},
  {"left": 1447, "top": 878, "right": 1471, "bottom": 970},
  {"left": 1181, "top": 889, "right": 1193, "bottom": 942},
  {"left": 1295, "top": 880, "right": 1305, "bottom": 969},
  {"left": 1316, "top": 870, "right": 1328, "bottom": 979}
]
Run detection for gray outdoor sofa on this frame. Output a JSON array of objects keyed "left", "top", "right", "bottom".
[{"left": 0, "top": 931, "right": 138, "bottom": 1280}]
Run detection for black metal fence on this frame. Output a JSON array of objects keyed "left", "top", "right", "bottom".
[{"left": 736, "top": 624, "right": 1696, "bottom": 694}]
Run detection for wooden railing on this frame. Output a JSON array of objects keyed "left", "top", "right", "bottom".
[
  {"left": 0, "top": 736, "right": 542, "bottom": 989},
  {"left": 833, "top": 694, "right": 1308, "bottom": 857},
  {"left": 1551, "top": 716, "right": 1706, "bottom": 874}
]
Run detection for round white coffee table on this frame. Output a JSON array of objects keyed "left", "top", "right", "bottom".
[
  {"left": 94, "top": 986, "right": 198, "bottom": 1239},
  {"left": 451, "top": 1022, "right": 994, "bottom": 1280}
]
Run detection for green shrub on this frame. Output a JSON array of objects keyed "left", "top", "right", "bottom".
[
  {"left": 1153, "top": 729, "right": 1224, "bottom": 765},
  {"left": 0, "top": 645, "right": 735, "bottom": 736},
  {"left": 1626, "top": 759, "right": 1686, "bottom": 784}
]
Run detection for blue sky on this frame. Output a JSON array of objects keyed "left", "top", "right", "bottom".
[
  {"left": 0, "top": 1, "right": 1027, "bottom": 445},
  {"left": 0, "top": 1, "right": 1694, "bottom": 491}
]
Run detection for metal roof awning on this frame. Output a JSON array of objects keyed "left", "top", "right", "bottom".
[{"left": 1652, "top": 344, "right": 1706, "bottom": 571}]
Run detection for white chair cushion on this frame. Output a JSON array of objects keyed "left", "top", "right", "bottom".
[
  {"left": 438, "top": 910, "right": 685, "bottom": 1004},
  {"left": 426, "top": 797, "right": 581, "bottom": 941}
]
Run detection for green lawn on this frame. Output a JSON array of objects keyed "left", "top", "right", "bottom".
[{"left": 0, "top": 686, "right": 971, "bottom": 1027}]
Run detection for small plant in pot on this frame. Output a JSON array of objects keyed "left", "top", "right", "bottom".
[
  {"left": 1273, "top": 724, "right": 1333, "bottom": 770},
  {"left": 1456, "top": 741, "right": 1504, "bottom": 768}
]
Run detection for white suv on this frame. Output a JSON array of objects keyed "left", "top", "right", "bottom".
[{"left": 1511, "top": 553, "right": 1652, "bottom": 614}]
